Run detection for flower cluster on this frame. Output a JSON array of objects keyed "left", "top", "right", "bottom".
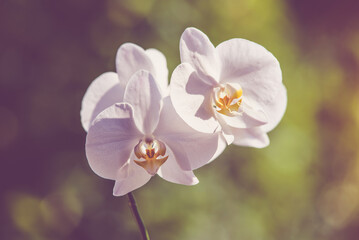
[{"left": 81, "top": 27, "right": 287, "bottom": 196}]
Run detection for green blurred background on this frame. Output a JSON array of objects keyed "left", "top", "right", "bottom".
[{"left": 1, "top": 0, "right": 359, "bottom": 239}]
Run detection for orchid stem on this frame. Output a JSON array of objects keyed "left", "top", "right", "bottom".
[{"left": 127, "top": 192, "right": 151, "bottom": 240}]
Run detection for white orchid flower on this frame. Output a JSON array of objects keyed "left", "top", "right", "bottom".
[
  {"left": 81, "top": 43, "right": 169, "bottom": 132},
  {"left": 170, "top": 27, "right": 287, "bottom": 148},
  {"left": 85, "top": 70, "right": 225, "bottom": 196}
]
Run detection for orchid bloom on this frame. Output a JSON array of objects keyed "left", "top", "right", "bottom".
[
  {"left": 85, "top": 70, "right": 225, "bottom": 196},
  {"left": 80, "top": 43, "right": 168, "bottom": 132},
  {"left": 170, "top": 27, "right": 287, "bottom": 148}
]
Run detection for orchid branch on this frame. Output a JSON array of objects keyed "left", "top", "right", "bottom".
[{"left": 127, "top": 192, "right": 150, "bottom": 240}]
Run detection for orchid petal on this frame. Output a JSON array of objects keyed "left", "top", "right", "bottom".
[
  {"left": 116, "top": 43, "right": 155, "bottom": 85},
  {"left": 80, "top": 72, "right": 123, "bottom": 132},
  {"left": 210, "top": 133, "right": 228, "bottom": 161},
  {"left": 145, "top": 48, "right": 169, "bottom": 94},
  {"left": 218, "top": 112, "right": 269, "bottom": 148},
  {"left": 113, "top": 157, "right": 151, "bottom": 196},
  {"left": 157, "top": 145, "right": 199, "bottom": 185},
  {"left": 216, "top": 39, "right": 282, "bottom": 107},
  {"left": 165, "top": 136, "right": 225, "bottom": 171},
  {"left": 180, "top": 27, "right": 221, "bottom": 83},
  {"left": 232, "top": 127, "right": 270, "bottom": 148},
  {"left": 86, "top": 103, "right": 141, "bottom": 180},
  {"left": 170, "top": 63, "right": 220, "bottom": 133},
  {"left": 124, "top": 70, "right": 163, "bottom": 136},
  {"left": 240, "top": 99, "right": 268, "bottom": 125},
  {"left": 220, "top": 128, "right": 235, "bottom": 145},
  {"left": 155, "top": 97, "right": 226, "bottom": 170},
  {"left": 215, "top": 116, "right": 235, "bottom": 145},
  {"left": 261, "top": 84, "right": 287, "bottom": 132}
]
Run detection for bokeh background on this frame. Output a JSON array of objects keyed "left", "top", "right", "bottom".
[{"left": 1, "top": 0, "right": 359, "bottom": 239}]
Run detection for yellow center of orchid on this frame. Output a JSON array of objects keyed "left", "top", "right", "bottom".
[
  {"left": 213, "top": 83, "right": 243, "bottom": 116},
  {"left": 134, "top": 138, "right": 168, "bottom": 175}
]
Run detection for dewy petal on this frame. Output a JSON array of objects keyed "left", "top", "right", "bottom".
[
  {"left": 85, "top": 103, "right": 141, "bottom": 180},
  {"left": 157, "top": 144, "right": 199, "bottom": 185},
  {"left": 154, "top": 97, "right": 226, "bottom": 171},
  {"left": 170, "top": 63, "right": 220, "bottom": 133},
  {"left": 116, "top": 43, "right": 156, "bottom": 86},
  {"left": 123, "top": 70, "right": 162, "bottom": 136},
  {"left": 113, "top": 155, "right": 151, "bottom": 196},
  {"left": 261, "top": 84, "right": 287, "bottom": 132},
  {"left": 216, "top": 39, "right": 282, "bottom": 106},
  {"left": 232, "top": 127, "right": 270, "bottom": 148},
  {"left": 80, "top": 72, "right": 124, "bottom": 132},
  {"left": 145, "top": 48, "right": 169, "bottom": 94},
  {"left": 180, "top": 27, "right": 221, "bottom": 83}
]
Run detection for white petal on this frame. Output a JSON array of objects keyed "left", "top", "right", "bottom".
[
  {"left": 85, "top": 103, "right": 141, "bottom": 180},
  {"left": 170, "top": 63, "right": 220, "bottom": 133},
  {"left": 124, "top": 70, "right": 163, "bottom": 136},
  {"left": 215, "top": 116, "right": 236, "bottom": 145},
  {"left": 80, "top": 72, "right": 123, "bottom": 132},
  {"left": 218, "top": 111, "right": 268, "bottom": 147},
  {"left": 165, "top": 134, "right": 226, "bottom": 171},
  {"left": 261, "top": 84, "right": 287, "bottom": 132},
  {"left": 145, "top": 48, "right": 169, "bottom": 95},
  {"left": 157, "top": 145, "right": 199, "bottom": 185},
  {"left": 116, "top": 43, "right": 155, "bottom": 85},
  {"left": 232, "top": 127, "right": 269, "bottom": 148},
  {"left": 210, "top": 133, "right": 228, "bottom": 161},
  {"left": 180, "top": 27, "right": 221, "bottom": 83},
  {"left": 113, "top": 157, "right": 151, "bottom": 196},
  {"left": 220, "top": 127, "right": 235, "bottom": 145},
  {"left": 216, "top": 39, "right": 282, "bottom": 107},
  {"left": 155, "top": 97, "right": 227, "bottom": 170}
]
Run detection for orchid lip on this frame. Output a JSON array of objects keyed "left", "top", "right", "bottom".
[
  {"left": 133, "top": 138, "right": 168, "bottom": 176},
  {"left": 213, "top": 83, "right": 243, "bottom": 116}
]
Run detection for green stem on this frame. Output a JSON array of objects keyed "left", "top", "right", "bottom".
[{"left": 127, "top": 192, "right": 151, "bottom": 240}]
